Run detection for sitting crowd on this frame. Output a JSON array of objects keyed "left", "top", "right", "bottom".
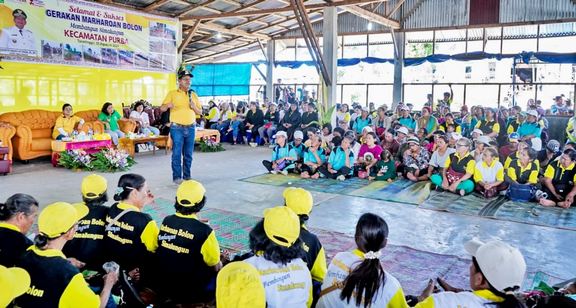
[
  {"left": 260, "top": 98, "right": 576, "bottom": 208},
  {"left": 1, "top": 174, "right": 574, "bottom": 308}
]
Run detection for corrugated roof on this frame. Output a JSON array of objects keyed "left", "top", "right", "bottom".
[{"left": 500, "top": 0, "right": 576, "bottom": 23}]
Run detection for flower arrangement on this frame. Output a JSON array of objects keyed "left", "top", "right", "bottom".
[
  {"left": 92, "top": 148, "right": 136, "bottom": 172},
  {"left": 198, "top": 136, "right": 224, "bottom": 152},
  {"left": 58, "top": 150, "right": 93, "bottom": 170},
  {"left": 58, "top": 148, "right": 135, "bottom": 172}
]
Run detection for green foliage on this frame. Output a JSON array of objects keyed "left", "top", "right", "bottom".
[
  {"left": 58, "top": 149, "right": 135, "bottom": 172},
  {"left": 198, "top": 138, "right": 225, "bottom": 152}
]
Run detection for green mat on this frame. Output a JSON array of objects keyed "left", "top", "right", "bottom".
[
  {"left": 494, "top": 200, "right": 576, "bottom": 230},
  {"left": 240, "top": 174, "right": 431, "bottom": 205},
  {"left": 241, "top": 173, "right": 576, "bottom": 230},
  {"left": 420, "top": 191, "right": 576, "bottom": 230}
]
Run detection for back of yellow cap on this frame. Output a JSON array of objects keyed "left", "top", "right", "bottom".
[
  {"left": 263, "top": 206, "right": 300, "bottom": 248},
  {"left": 216, "top": 262, "right": 265, "bottom": 308},
  {"left": 38, "top": 202, "right": 89, "bottom": 238},
  {"left": 81, "top": 174, "right": 107, "bottom": 199},
  {"left": 0, "top": 265, "right": 31, "bottom": 307},
  {"left": 283, "top": 187, "right": 313, "bottom": 215},
  {"left": 176, "top": 180, "right": 206, "bottom": 206}
]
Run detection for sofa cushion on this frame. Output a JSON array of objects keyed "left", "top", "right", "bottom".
[
  {"left": 31, "top": 138, "right": 52, "bottom": 151},
  {"left": 75, "top": 110, "right": 101, "bottom": 122},
  {"left": 31, "top": 128, "right": 52, "bottom": 139},
  {"left": 0, "top": 110, "right": 60, "bottom": 130}
]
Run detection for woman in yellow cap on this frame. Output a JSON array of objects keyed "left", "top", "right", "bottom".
[
  {"left": 245, "top": 206, "right": 312, "bottom": 308},
  {"left": 0, "top": 264, "right": 30, "bottom": 308},
  {"left": 0, "top": 194, "right": 38, "bottom": 267},
  {"left": 63, "top": 174, "right": 110, "bottom": 272},
  {"left": 317, "top": 213, "right": 408, "bottom": 308},
  {"left": 283, "top": 188, "right": 327, "bottom": 304},
  {"left": 15, "top": 202, "right": 117, "bottom": 308},
  {"left": 103, "top": 173, "right": 158, "bottom": 283},
  {"left": 152, "top": 180, "right": 222, "bottom": 305},
  {"left": 216, "top": 261, "right": 265, "bottom": 308}
]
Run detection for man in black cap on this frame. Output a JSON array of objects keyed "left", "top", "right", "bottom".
[
  {"left": 160, "top": 67, "right": 203, "bottom": 184},
  {"left": 0, "top": 9, "right": 36, "bottom": 52}
]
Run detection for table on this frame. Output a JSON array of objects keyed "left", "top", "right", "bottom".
[
  {"left": 0, "top": 147, "right": 10, "bottom": 175},
  {"left": 118, "top": 136, "right": 169, "bottom": 158},
  {"left": 163, "top": 129, "right": 221, "bottom": 151},
  {"left": 196, "top": 129, "right": 220, "bottom": 143},
  {"left": 51, "top": 139, "right": 112, "bottom": 167}
]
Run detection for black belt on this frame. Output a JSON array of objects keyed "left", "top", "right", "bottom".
[{"left": 172, "top": 123, "right": 195, "bottom": 128}]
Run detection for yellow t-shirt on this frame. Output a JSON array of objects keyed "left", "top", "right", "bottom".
[
  {"left": 162, "top": 89, "right": 201, "bottom": 125},
  {"left": 52, "top": 115, "right": 83, "bottom": 139}
]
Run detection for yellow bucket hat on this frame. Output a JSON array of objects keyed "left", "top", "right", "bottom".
[
  {"left": 216, "top": 262, "right": 265, "bottom": 308},
  {"left": 263, "top": 206, "right": 300, "bottom": 248},
  {"left": 176, "top": 180, "right": 206, "bottom": 206},
  {"left": 38, "top": 202, "right": 89, "bottom": 238},
  {"left": 81, "top": 174, "right": 107, "bottom": 199},
  {"left": 0, "top": 265, "right": 31, "bottom": 307},
  {"left": 283, "top": 187, "right": 313, "bottom": 215}
]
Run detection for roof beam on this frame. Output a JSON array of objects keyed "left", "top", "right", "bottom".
[
  {"left": 193, "top": 45, "right": 261, "bottom": 63},
  {"left": 182, "top": 20, "right": 270, "bottom": 40},
  {"left": 181, "top": 0, "right": 387, "bottom": 20},
  {"left": 185, "top": 41, "right": 258, "bottom": 62},
  {"left": 144, "top": 0, "right": 170, "bottom": 12},
  {"left": 218, "top": 0, "right": 242, "bottom": 6},
  {"left": 177, "top": 0, "right": 219, "bottom": 17},
  {"left": 387, "top": 0, "right": 405, "bottom": 17},
  {"left": 250, "top": 9, "right": 322, "bottom": 34},
  {"left": 178, "top": 19, "right": 202, "bottom": 53},
  {"left": 342, "top": 5, "right": 400, "bottom": 28}
]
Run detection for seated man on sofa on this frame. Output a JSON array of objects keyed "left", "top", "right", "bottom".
[{"left": 52, "top": 103, "right": 85, "bottom": 140}]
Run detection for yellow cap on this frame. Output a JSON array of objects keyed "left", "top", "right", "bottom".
[
  {"left": 38, "top": 202, "right": 89, "bottom": 238},
  {"left": 176, "top": 180, "right": 206, "bottom": 206},
  {"left": 283, "top": 187, "right": 313, "bottom": 215},
  {"left": 216, "top": 262, "right": 265, "bottom": 308},
  {"left": 81, "top": 174, "right": 107, "bottom": 199},
  {"left": 263, "top": 206, "right": 300, "bottom": 248},
  {"left": 0, "top": 265, "right": 31, "bottom": 307}
]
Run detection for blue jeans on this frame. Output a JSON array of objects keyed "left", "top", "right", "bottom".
[
  {"left": 230, "top": 121, "right": 241, "bottom": 141},
  {"left": 170, "top": 124, "right": 196, "bottom": 181}
]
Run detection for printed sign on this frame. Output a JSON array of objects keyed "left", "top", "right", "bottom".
[{"left": 0, "top": 0, "right": 179, "bottom": 72}]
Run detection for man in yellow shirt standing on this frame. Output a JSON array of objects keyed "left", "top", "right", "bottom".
[{"left": 161, "top": 69, "right": 203, "bottom": 184}]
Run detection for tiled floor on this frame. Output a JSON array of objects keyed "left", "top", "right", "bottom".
[{"left": 2, "top": 144, "right": 574, "bottom": 282}]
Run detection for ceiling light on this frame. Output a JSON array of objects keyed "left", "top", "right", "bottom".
[
  {"left": 215, "top": 32, "right": 222, "bottom": 39},
  {"left": 367, "top": 22, "right": 373, "bottom": 31}
]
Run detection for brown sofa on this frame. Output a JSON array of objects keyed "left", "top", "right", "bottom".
[
  {"left": 0, "top": 110, "right": 104, "bottom": 161},
  {"left": 76, "top": 110, "right": 138, "bottom": 134}
]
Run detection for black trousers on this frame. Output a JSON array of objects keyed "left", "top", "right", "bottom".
[
  {"left": 318, "top": 165, "right": 352, "bottom": 179},
  {"left": 301, "top": 164, "right": 320, "bottom": 175}
]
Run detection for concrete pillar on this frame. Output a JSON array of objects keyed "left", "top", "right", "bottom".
[
  {"left": 322, "top": 7, "right": 338, "bottom": 107},
  {"left": 392, "top": 31, "right": 405, "bottom": 109},
  {"left": 265, "top": 41, "right": 275, "bottom": 103}
]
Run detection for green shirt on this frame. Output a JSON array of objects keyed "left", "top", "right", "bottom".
[
  {"left": 375, "top": 159, "right": 396, "bottom": 181},
  {"left": 98, "top": 110, "right": 122, "bottom": 131}
]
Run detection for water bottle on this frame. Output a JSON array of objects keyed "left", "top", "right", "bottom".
[
  {"left": 102, "top": 261, "right": 119, "bottom": 274},
  {"left": 72, "top": 130, "right": 78, "bottom": 140},
  {"left": 87, "top": 128, "right": 93, "bottom": 140}
]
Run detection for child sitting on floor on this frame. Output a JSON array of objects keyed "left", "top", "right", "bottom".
[
  {"left": 262, "top": 131, "right": 297, "bottom": 175},
  {"left": 301, "top": 135, "right": 326, "bottom": 179},
  {"left": 473, "top": 147, "right": 507, "bottom": 198},
  {"left": 370, "top": 150, "right": 396, "bottom": 182},
  {"left": 319, "top": 135, "right": 355, "bottom": 181}
]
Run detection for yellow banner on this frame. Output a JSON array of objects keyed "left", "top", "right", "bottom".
[
  {"left": 0, "top": 61, "right": 176, "bottom": 113},
  {"left": 0, "top": 0, "right": 179, "bottom": 73}
]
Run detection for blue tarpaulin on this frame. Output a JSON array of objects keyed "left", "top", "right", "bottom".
[
  {"left": 189, "top": 63, "right": 251, "bottom": 97},
  {"left": 271, "top": 51, "right": 576, "bottom": 68}
]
